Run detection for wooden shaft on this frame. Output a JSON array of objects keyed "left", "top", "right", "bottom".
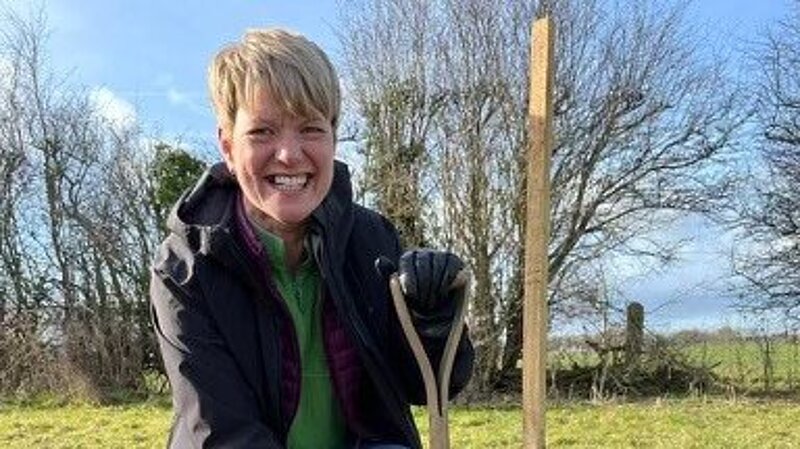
[
  {"left": 390, "top": 275, "right": 441, "bottom": 447},
  {"left": 389, "top": 271, "right": 470, "bottom": 449},
  {"left": 523, "top": 16, "right": 554, "bottom": 449}
]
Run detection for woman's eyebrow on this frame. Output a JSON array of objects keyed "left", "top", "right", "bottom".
[{"left": 247, "top": 115, "right": 280, "bottom": 126}]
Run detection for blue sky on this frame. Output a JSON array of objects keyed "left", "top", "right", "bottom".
[
  {"left": 38, "top": 0, "right": 342, "bottom": 154},
  {"left": 33, "top": 0, "right": 791, "bottom": 152},
  {"left": 12, "top": 0, "right": 796, "bottom": 332}
]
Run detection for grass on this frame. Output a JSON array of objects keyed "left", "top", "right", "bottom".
[
  {"left": 0, "top": 401, "right": 171, "bottom": 448},
  {"left": 2, "top": 397, "right": 799, "bottom": 448},
  {"left": 683, "top": 340, "right": 800, "bottom": 392},
  {"left": 2, "top": 338, "right": 798, "bottom": 447},
  {"left": 549, "top": 337, "right": 800, "bottom": 395}
]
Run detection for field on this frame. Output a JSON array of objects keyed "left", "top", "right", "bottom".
[
  {"left": 2, "top": 337, "right": 798, "bottom": 448},
  {"left": 682, "top": 340, "right": 800, "bottom": 392},
  {"left": 2, "top": 397, "right": 799, "bottom": 448},
  {"left": 548, "top": 335, "right": 800, "bottom": 397}
]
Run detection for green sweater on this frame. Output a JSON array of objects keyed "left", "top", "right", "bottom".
[{"left": 255, "top": 227, "right": 346, "bottom": 449}]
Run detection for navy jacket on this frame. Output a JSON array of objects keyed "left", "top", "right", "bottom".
[{"left": 150, "top": 161, "right": 474, "bottom": 448}]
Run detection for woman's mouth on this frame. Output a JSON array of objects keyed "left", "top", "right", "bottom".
[{"left": 267, "top": 174, "right": 309, "bottom": 191}]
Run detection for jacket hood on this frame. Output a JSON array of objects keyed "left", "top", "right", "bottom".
[{"left": 165, "top": 163, "right": 238, "bottom": 258}]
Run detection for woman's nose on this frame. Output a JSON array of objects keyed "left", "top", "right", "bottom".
[{"left": 274, "top": 133, "right": 302, "bottom": 164}]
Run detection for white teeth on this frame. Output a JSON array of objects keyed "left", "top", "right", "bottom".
[{"left": 271, "top": 174, "right": 308, "bottom": 191}]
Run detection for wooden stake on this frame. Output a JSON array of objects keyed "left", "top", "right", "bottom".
[{"left": 523, "top": 16, "right": 554, "bottom": 449}]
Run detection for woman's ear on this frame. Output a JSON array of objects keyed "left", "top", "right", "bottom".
[{"left": 218, "top": 126, "right": 235, "bottom": 170}]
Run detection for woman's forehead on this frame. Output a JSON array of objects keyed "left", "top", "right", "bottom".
[
  {"left": 243, "top": 85, "right": 326, "bottom": 121},
  {"left": 237, "top": 96, "right": 326, "bottom": 127}
]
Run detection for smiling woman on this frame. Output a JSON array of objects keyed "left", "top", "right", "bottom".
[
  {"left": 211, "top": 29, "right": 339, "bottom": 268},
  {"left": 220, "top": 87, "right": 336, "bottom": 268},
  {"left": 148, "top": 27, "right": 474, "bottom": 449}
]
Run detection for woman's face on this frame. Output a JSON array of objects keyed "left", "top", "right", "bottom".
[{"left": 219, "top": 88, "right": 335, "bottom": 234}]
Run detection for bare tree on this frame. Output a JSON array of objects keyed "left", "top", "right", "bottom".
[
  {"left": 0, "top": 6, "right": 207, "bottom": 397},
  {"left": 337, "top": 0, "right": 444, "bottom": 247},
  {"left": 340, "top": 0, "right": 535, "bottom": 394},
  {"left": 339, "top": 0, "right": 745, "bottom": 393},
  {"left": 499, "top": 0, "right": 748, "bottom": 384},
  {"left": 732, "top": 1, "right": 800, "bottom": 322},
  {"left": 0, "top": 6, "right": 57, "bottom": 326},
  {"left": 0, "top": 65, "right": 30, "bottom": 327}
]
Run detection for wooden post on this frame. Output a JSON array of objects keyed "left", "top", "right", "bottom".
[
  {"left": 523, "top": 16, "right": 554, "bottom": 449},
  {"left": 625, "top": 302, "right": 645, "bottom": 367}
]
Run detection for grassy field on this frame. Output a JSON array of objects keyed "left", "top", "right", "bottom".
[
  {"left": 549, "top": 336, "right": 800, "bottom": 395},
  {"left": 683, "top": 340, "right": 800, "bottom": 392},
  {"left": 2, "top": 337, "right": 798, "bottom": 448},
  {"left": 2, "top": 397, "right": 799, "bottom": 448}
]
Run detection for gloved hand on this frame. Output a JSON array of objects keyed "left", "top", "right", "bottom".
[{"left": 376, "top": 249, "right": 466, "bottom": 338}]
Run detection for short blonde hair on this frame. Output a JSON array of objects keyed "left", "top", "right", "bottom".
[{"left": 208, "top": 28, "right": 340, "bottom": 134}]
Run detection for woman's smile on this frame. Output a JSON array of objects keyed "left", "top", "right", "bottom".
[{"left": 267, "top": 173, "right": 311, "bottom": 191}]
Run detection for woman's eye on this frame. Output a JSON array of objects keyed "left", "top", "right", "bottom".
[{"left": 303, "top": 126, "right": 326, "bottom": 134}]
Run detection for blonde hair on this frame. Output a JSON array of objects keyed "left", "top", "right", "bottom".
[{"left": 208, "top": 28, "right": 340, "bottom": 134}]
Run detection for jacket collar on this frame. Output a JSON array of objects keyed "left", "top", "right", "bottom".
[
  {"left": 169, "top": 160, "right": 355, "bottom": 268},
  {"left": 311, "top": 160, "right": 355, "bottom": 250}
]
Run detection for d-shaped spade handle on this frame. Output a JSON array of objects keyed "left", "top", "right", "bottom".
[{"left": 389, "top": 270, "right": 470, "bottom": 449}]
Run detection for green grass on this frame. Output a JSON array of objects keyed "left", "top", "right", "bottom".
[
  {"left": 0, "top": 401, "right": 171, "bottom": 448},
  {"left": 2, "top": 398, "right": 799, "bottom": 448}
]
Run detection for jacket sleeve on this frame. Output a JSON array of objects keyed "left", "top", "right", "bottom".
[
  {"left": 378, "top": 218, "right": 475, "bottom": 405},
  {"left": 150, "top": 254, "right": 284, "bottom": 449}
]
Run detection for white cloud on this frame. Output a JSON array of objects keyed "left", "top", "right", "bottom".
[
  {"left": 89, "top": 87, "right": 137, "bottom": 132},
  {"left": 167, "top": 87, "right": 190, "bottom": 106}
]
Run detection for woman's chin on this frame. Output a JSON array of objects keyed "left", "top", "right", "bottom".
[{"left": 264, "top": 207, "right": 314, "bottom": 228}]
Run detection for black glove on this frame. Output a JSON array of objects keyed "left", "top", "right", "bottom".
[
  {"left": 376, "top": 249, "right": 465, "bottom": 338},
  {"left": 397, "top": 249, "right": 464, "bottom": 315}
]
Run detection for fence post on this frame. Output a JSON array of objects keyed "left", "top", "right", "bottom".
[{"left": 625, "top": 302, "right": 644, "bottom": 367}]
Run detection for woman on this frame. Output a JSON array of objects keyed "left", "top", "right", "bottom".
[{"left": 150, "top": 28, "right": 473, "bottom": 449}]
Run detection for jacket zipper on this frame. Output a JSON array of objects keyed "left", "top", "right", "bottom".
[{"left": 312, "top": 232, "right": 421, "bottom": 449}]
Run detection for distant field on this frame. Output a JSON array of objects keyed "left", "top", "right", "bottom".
[
  {"left": 549, "top": 337, "right": 800, "bottom": 395},
  {"left": 682, "top": 340, "right": 800, "bottom": 392},
  {"left": 2, "top": 397, "right": 799, "bottom": 448}
]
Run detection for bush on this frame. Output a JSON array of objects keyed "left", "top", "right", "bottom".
[
  {"left": 0, "top": 313, "right": 68, "bottom": 399},
  {"left": 0, "top": 309, "right": 159, "bottom": 403}
]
